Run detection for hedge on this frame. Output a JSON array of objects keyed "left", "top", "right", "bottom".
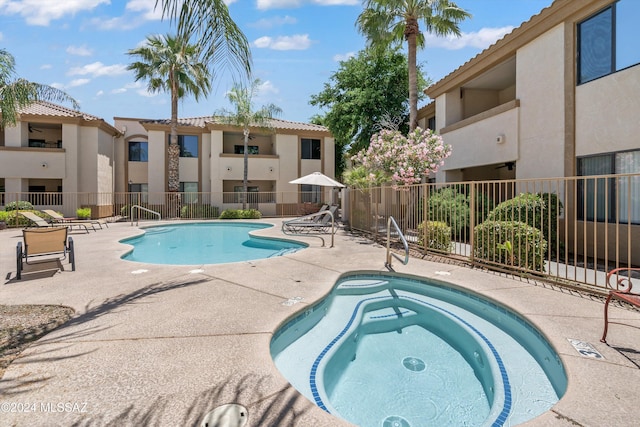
[
  {"left": 219, "top": 209, "right": 262, "bottom": 219},
  {"left": 418, "top": 220, "right": 453, "bottom": 252},
  {"left": 473, "top": 220, "right": 547, "bottom": 272}
]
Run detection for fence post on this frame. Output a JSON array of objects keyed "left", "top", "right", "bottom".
[{"left": 469, "top": 182, "right": 475, "bottom": 264}]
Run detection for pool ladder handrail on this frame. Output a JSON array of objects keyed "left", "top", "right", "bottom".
[
  {"left": 130, "top": 205, "right": 161, "bottom": 226},
  {"left": 385, "top": 216, "right": 409, "bottom": 270}
]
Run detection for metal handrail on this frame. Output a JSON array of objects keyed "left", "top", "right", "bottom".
[
  {"left": 282, "top": 209, "right": 335, "bottom": 247},
  {"left": 385, "top": 216, "right": 409, "bottom": 270},
  {"left": 131, "top": 205, "right": 161, "bottom": 226}
]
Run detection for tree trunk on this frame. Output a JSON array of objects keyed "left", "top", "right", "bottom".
[
  {"left": 406, "top": 17, "right": 419, "bottom": 132},
  {"left": 242, "top": 128, "right": 249, "bottom": 210},
  {"left": 168, "top": 74, "right": 180, "bottom": 193}
]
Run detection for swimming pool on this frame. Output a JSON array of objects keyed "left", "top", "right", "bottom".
[
  {"left": 271, "top": 272, "right": 567, "bottom": 427},
  {"left": 120, "top": 222, "right": 306, "bottom": 265}
]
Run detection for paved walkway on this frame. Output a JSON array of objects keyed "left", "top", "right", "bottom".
[{"left": 1, "top": 220, "right": 639, "bottom": 426}]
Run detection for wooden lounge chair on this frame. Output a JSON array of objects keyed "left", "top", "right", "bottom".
[
  {"left": 42, "top": 209, "right": 106, "bottom": 229},
  {"left": 20, "top": 211, "right": 92, "bottom": 233},
  {"left": 16, "top": 226, "right": 75, "bottom": 280},
  {"left": 601, "top": 267, "right": 640, "bottom": 343}
]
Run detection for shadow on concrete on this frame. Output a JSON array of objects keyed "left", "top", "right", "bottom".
[
  {"left": 0, "top": 277, "right": 209, "bottom": 397},
  {"left": 68, "top": 374, "right": 315, "bottom": 427}
]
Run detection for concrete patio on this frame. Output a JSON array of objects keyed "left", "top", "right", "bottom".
[{"left": 1, "top": 219, "right": 639, "bottom": 426}]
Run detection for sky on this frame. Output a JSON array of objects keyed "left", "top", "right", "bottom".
[{"left": 1, "top": 0, "right": 554, "bottom": 125}]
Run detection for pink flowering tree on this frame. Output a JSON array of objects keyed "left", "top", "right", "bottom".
[{"left": 351, "top": 127, "right": 451, "bottom": 189}]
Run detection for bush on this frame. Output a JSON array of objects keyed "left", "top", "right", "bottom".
[
  {"left": 426, "top": 186, "right": 469, "bottom": 238},
  {"left": 0, "top": 209, "right": 47, "bottom": 227},
  {"left": 76, "top": 208, "right": 91, "bottom": 219},
  {"left": 487, "top": 192, "right": 562, "bottom": 257},
  {"left": 4, "top": 201, "right": 34, "bottom": 211},
  {"left": 180, "top": 205, "right": 219, "bottom": 219},
  {"left": 424, "top": 185, "right": 494, "bottom": 239},
  {"left": 418, "top": 221, "right": 453, "bottom": 252},
  {"left": 219, "top": 209, "right": 262, "bottom": 219},
  {"left": 473, "top": 220, "right": 547, "bottom": 272}
]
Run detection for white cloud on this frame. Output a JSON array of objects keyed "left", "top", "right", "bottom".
[
  {"left": 249, "top": 15, "right": 297, "bottom": 29},
  {"left": 95, "top": 90, "right": 104, "bottom": 96},
  {"left": 257, "top": 0, "right": 357, "bottom": 9},
  {"left": 424, "top": 26, "right": 514, "bottom": 50},
  {"left": 87, "top": 15, "right": 140, "bottom": 31},
  {"left": 0, "top": 32, "right": 3, "bottom": 41},
  {"left": 137, "top": 88, "right": 159, "bottom": 98},
  {"left": 333, "top": 52, "right": 355, "bottom": 62},
  {"left": 257, "top": 0, "right": 301, "bottom": 10},
  {"left": 0, "top": 0, "right": 109, "bottom": 26},
  {"left": 68, "top": 62, "right": 128, "bottom": 77},
  {"left": 50, "top": 82, "right": 65, "bottom": 89},
  {"left": 66, "top": 45, "right": 93, "bottom": 56},
  {"left": 258, "top": 80, "right": 279, "bottom": 95},
  {"left": 111, "top": 88, "right": 127, "bottom": 94},
  {"left": 68, "top": 78, "right": 91, "bottom": 88},
  {"left": 40, "top": 64, "right": 53, "bottom": 70},
  {"left": 125, "top": 0, "right": 163, "bottom": 21},
  {"left": 253, "top": 34, "right": 312, "bottom": 51}
]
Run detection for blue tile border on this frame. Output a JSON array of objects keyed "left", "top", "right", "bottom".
[{"left": 308, "top": 287, "right": 512, "bottom": 426}]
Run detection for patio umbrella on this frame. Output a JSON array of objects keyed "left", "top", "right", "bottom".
[{"left": 289, "top": 171, "right": 345, "bottom": 187}]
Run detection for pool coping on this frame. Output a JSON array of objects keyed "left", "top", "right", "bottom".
[{"left": 0, "top": 219, "right": 639, "bottom": 426}]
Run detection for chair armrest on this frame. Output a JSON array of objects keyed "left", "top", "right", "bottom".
[{"left": 606, "top": 267, "right": 640, "bottom": 293}]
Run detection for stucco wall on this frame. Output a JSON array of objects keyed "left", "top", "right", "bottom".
[
  {"left": 147, "top": 130, "right": 166, "bottom": 195},
  {"left": 516, "top": 23, "right": 566, "bottom": 179},
  {"left": 575, "top": 64, "right": 640, "bottom": 156}
]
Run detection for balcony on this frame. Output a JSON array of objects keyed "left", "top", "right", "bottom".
[
  {"left": 0, "top": 146, "right": 66, "bottom": 178},
  {"left": 440, "top": 100, "right": 519, "bottom": 171}
]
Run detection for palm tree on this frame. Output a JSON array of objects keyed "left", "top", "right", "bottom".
[
  {"left": 216, "top": 78, "right": 282, "bottom": 209},
  {"left": 357, "top": 0, "right": 470, "bottom": 131},
  {"left": 127, "top": 33, "right": 212, "bottom": 192},
  {"left": 156, "top": 0, "right": 251, "bottom": 78},
  {"left": 0, "top": 49, "right": 78, "bottom": 128}
]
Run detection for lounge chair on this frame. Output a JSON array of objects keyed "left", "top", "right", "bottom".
[
  {"left": 601, "top": 267, "right": 640, "bottom": 343},
  {"left": 16, "top": 226, "right": 75, "bottom": 280},
  {"left": 42, "top": 209, "right": 106, "bottom": 229},
  {"left": 20, "top": 211, "right": 92, "bottom": 233},
  {"left": 283, "top": 205, "right": 338, "bottom": 234}
]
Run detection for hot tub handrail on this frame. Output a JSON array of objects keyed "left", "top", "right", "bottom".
[
  {"left": 385, "top": 216, "right": 409, "bottom": 270},
  {"left": 130, "top": 205, "right": 161, "bottom": 226}
]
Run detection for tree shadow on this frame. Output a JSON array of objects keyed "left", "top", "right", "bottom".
[
  {"left": 68, "top": 374, "right": 316, "bottom": 427},
  {"left": 0, "top": 277, "right": 209, "bottom": 396}
]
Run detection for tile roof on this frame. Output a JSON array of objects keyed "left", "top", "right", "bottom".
[
  {"left": 18, "top": 100, "right": 103, "bottom": 122},
  {"left": 142, "top": 115, "right": 330, "bottom": 133}
]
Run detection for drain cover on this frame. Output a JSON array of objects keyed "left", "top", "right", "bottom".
[
  {"left": 200, "top": 404, "right": 248, "bottom": 427},
  {"left": 402, "top": 356, "right": 426, "bottom": 372},
  {"left": 383, "top": 415, "right": 410, "bottom": 427}
]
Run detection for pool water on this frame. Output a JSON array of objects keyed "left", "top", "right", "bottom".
[
  {"left": 120, "top": 222, "right": 306, "bottom": 265},
  {"left": 271, "top": 273, "right": 566, "bottom": 427}
]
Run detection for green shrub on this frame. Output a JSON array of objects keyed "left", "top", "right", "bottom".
[
  {"left": 487, "top": 192, "right": 562, "bottom": 257},
  {"left": 424, "top": 185, "right": 493, "bottom": 239},
  {"left": 76, "top": 208, "right": 91, "bottom": 219},
  {"left": 417, "top": 221, "right": 453, "bottom": 252},
  {"left": 473, "top": 220, "right": 547, "bottom": 272},
  {"left": 4, "top": 201, "right": 34, "bottom": 211},
  {"left": 1, "top": 209, "right": 47, "bottom": 227},
  {"left": 219, "top": 209, "right": 262, "bottom": 219},
  {"left": 180, "top": 205, "right": 219, "bottom": 219},
  {"left": 426, "top": 186, "right": 469, "bottom": 237}
]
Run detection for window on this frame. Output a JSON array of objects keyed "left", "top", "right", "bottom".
[
  {"left": 128, "top": 141, "right": 148, "bottom": 162},
  {"left": 234, "top": 145, "right": 259, "bottom": 155},
  {"left": 179, "top": 182, "right": 198, "bottom": 204},
  {"left": 233, "top": 186, "right": 259, "bottom": 204},
  {"left": 577, "top": 149, "right": 640, "bottom": 224},
  {"left": 578, "top": 0, "right": 640, "bottom": 84},
  {"left": 301, "top": 184, "right": 322, "bottom": 203},
  {"left": 28, "top": 139, "right": 46, "bottom": 148},
  {"left": 168, "top": 135, "right": 198, "bottom": 157},
  {"left": 427, "top": 117, "right": 436, "bottom": 131},
  {"left": 301, "top": 138, "right": 321, "bottom": 160},
  {"left": 128, "top": 183, "right": 148, "bottom": 203}
]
